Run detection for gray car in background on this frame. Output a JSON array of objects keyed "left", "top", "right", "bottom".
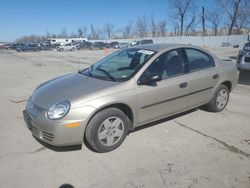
[
  {"left": 57, "top": 43, "right": 76, "bottom": 51},
  {"left": 237, "top": 42, "right": 250, "bottom": 70},
  {"left": 23, "top": 44, "right": 239, "bottom": 152}
]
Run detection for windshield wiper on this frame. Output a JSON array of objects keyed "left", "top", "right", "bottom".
[{"left": 96, "top": 67, "right": 117, "bottom": 81}]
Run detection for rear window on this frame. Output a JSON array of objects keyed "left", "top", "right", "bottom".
[{"left": 185, "top": 48, "right": 215, "bottom": 72}]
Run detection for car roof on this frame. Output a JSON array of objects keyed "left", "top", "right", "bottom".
[{"left": 133, "top": 43, "right": 195, "bottom": 52}]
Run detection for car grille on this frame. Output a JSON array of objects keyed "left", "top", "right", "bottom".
[
  {"left": 42, "top": 131, "right": 55, "bottom": 142},
  {"left": 31, "top": 125, "right": 55, "bottom": 142}
]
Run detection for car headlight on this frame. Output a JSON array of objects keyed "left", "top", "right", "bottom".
[{"left": 47, "top": 100, "right": 71, "bottom": 120}]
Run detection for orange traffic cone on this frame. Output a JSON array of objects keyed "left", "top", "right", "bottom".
[{"left": 104, "top": 47, "right": 109, "bottom": 55}]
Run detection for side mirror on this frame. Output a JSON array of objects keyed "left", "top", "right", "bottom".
[{"left": 138, "top": 74, "right": 162, "bottom": 86}]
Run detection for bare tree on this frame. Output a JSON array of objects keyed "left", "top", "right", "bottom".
[
  {"left": 151, "top": 15, "right": 157, "bottom": 37},
  {"left": 122, "top": 23, "right": 133, "bottom": 39},
  {"left": 135, "top": 16, "right": 149, "bottom": 37},
  {"left": 201, "top": 6, "right": 206, "bottom": 36},
  {"left": 235, "top": 7, "right": 250, "bottom": 33},
  {"left": 82, "top": 26, "right": 88, "bottom": 37},
  {"left": 158, "top": 20, "right": 167, "bottom": 37},
  {"left": 185, "top": 2, "right": 197, "bottom": 36},
  {"left": 173, "top": 22, "right": 180, "bottom": 36},
  {"left": 90, "top": 24, "right": 99, "bottom": 39},
  {"left": 16, "top": 35, "right": 44, "bottom": 43},
  {"left": 217, "top": 0, "right": 250, "bottom": 35},
  {"left": 103, "top": 23, "right": 114, "bottom": 39},
  {"left": 90, "top": 24, "right": 95, "bottom": 39},
  {"left": 207, "top": 9, "right": 222, "bottom": 36},
  {"left": 45, "top": 30, "right": 52, "bottom": 38},
  {"left": 77, "top": 28, "right": 83, "bottom": 37},
  {"left": 169, "top": 0, "right": 193, "bottom": 36},
  {"left": 70, "top": 33, "right": 77, "bottom": 38},
  {"left": 185, "top": 15, "right": 196, "bottom": 35},
  {"left": 60, "top": 28, "right": 68, "bottom": 38}
]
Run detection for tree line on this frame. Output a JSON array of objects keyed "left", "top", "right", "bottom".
[{"left": 16, "top": 0, "right": 250, "bottom": 43}]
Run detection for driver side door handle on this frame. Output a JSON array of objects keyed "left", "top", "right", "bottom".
[
  {"left": 179, "top": 82, "right": 188, "bottom": 88},
  {"left": 213, "top": 74, "right": 219, "bottom": 79}
]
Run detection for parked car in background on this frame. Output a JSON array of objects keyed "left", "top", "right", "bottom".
[
  {"left": 136, "top": 39, "right": 154, "bottom": 45},
  {"left": 73, "top": 41, "right": 92, "bottom": 50},
  {"left": 40, "top": 43, "right": 53, "bottom": 51},
  {"left": 57, "top": 43, "right": 76, "bottom": 51},
  {"left": 40, "top": 43, "right": 59, "bottom": 51},
  {"left": 24, "top": 43, "right": 239, "bottom": 152},
  {"left": 83, "top": 41, "right": 93, "bottom": 49},
  {"left": 7, "top": 43, "right": 23, "bottom": 50},
  {"left": 118, "top": 42, "right": 130, "bottom": 49},
  {"left": 0, "top": 43, "right": 8, "bottom": 50},
  {"left": 50, "top": 43, "right": 60, "bottom": 50},
  {"left": 109, "top": 41, "right": 119, "bottom": 49},
  {"left": 92, "top": 42, "right": 107, "bottom": 50},
  {"left": 16, "top": 44, "right": 40, "bottom": 52},
  {"left": 237, "top": 42, "right": 250, "bottom": 71},
  {"left": 129, "top": 41, "right": 137, "bottom": 46}
]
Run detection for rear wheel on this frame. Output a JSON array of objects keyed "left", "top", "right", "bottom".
[
  {"left": 205, "top": 84, "right": 229, "bottom": 112},
  {"left": 85, "top": 108, "right": 128, "bottom": 152}
]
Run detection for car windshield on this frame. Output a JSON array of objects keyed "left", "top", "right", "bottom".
[{"left": 81, "top": 48, "right": 156, "bottom": 82}]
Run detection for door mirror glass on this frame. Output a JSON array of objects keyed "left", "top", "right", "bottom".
[{"left": 138, "top": 74, "right": 162, "bottom": 85}]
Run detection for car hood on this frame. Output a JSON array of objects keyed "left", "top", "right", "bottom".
[{"left": 31, "top": 73, "right": 118, "bottom": 110}]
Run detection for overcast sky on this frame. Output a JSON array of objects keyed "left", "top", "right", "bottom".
[{"left": 0, "top": 0, "right": 215, "bottom": 41}]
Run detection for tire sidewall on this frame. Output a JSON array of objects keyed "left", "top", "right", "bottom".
[
  {"left": 212, "top": 85, "right": 229, "bottom": 112},
  {"left": 85, "top": 108, "right": 129, "bottom": 152}
]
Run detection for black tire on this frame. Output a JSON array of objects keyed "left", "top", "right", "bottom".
[
  {"left": 205, "top": 84, "right": 229, "bottom": 112},
  {"left": 85, "top": 108, "right": 128, "bottom": 152}
]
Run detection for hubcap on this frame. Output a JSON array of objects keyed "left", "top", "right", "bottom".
[
  {"left": 98, "top": 117, "right": 124, "bottom": 146},
  {"left": 216, "top": 89, "right": 228, "bottom": 110}
]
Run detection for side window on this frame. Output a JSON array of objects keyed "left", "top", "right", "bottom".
[
  {"left": 164, "top": 50, "right": 185, "bottom": 78},
  {"left": 139, "top": 49, "right": 185, "bottom": 81},
  {"left": 185, "top": 49, "right": 215, "bottom": 72}
]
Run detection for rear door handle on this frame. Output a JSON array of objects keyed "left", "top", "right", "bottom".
[
  {"left": 213, "top": 74, "right": 219, "bottom": 79},
  {"left": 179, "top": 82, "right": 188, "bottom": 88}
]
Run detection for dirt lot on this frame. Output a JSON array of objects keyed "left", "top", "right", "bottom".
[{"left": 0, "top": 48, "right": 250, "bottom": 188}]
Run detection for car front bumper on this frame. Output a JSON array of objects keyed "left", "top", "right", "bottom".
[{"left": 23, "top": 103, "right": 88, "bottom": 146}]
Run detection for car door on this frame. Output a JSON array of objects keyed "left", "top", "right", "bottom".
[
  {"left": 136, "top": 49, "right": 190, "bottom": 124},
  {"left": 183, "top": 48, "right": 220, "bottom": 108}
]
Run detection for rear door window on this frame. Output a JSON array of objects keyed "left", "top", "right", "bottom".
[{"left": 185, "top": 48, "right": 215, "bottom": 72}]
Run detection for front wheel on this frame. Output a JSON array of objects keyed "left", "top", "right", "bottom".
[
  {"left": 85, "top": 108, "right": 128, "bottom": 152},
  {"left": 205, "top": 84, "right": 229, "bottom": 112}
]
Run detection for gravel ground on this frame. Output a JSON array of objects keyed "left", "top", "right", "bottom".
[{"left": 0, "top": 48, "right": 250, "bottom": 188}]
